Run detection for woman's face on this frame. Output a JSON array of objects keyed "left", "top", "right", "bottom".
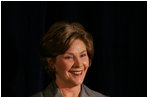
[{"left": 54, "top": 39, "right": 89, "bottom": 87}]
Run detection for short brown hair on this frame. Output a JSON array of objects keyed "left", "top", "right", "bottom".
[{"left": 39, "top": 21, "right": 94, "bottom": 79}]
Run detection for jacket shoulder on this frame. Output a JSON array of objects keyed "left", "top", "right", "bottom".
[
  {"left": 83, "top": 84, "right": 107, "bottom": 97},
  {"left": 31, "top": 91, "right": 43, "bottom": 97},
  {"left": 31, "top": 81, "right": 59, "bottom": 97}
]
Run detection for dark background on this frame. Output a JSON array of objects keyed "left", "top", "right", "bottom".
[{"left": 2, "top": 1, "right": 147, "bottom": 97}]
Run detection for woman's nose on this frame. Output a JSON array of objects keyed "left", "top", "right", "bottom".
[{"left": 73, "top": 57, "right": 82, "bottom": 67}]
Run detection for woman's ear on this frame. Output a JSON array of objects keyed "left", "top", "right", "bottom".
[{"left": 46, "top": 57, "right": 55, "bottom": 69}]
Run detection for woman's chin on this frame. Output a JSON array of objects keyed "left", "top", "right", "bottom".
[
  {"left": 69, "top": 77, "right": 84, "bottom": 86},
  {"left": 68, "top": 71, "right": 86, "bottom": 86}
]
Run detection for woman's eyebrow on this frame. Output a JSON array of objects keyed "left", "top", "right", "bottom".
[
  {"left": 80, "top": 50, "right": 87, "bottom": 54},
  {"left": 64, "top": 52, "right": 73, "bottom": 55},
  {"left": 65, "top": 50, "right": 87, "bottom": 55}
]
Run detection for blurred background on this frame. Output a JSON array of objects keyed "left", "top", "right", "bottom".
[{"left": 2, "top": 1, "right": 147, "bottom": 97}]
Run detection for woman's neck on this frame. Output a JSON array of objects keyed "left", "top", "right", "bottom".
[
  {"left": 55, "top": 79, "right": 81, "bottom": 97},
  {"left": 59, "top": 85, "right": 81, "bottom": 97}
]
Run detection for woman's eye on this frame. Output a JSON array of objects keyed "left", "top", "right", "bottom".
[
  {"left": 64, "top": 56, "right": 73, "bottom": 59},
  {"left": 80, "top": 54, "right": 86, "bottom": 57}
]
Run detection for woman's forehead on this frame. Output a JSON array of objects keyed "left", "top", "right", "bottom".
[{"left": 65, "top": 39, "right": 87, "bottom": 52}]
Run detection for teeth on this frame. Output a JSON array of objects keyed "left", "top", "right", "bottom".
[{"left": 71, "top": 71, "right": 81, "bottom": 74}]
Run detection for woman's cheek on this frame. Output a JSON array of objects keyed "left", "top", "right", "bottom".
[
  {"left": 82, "top": 57, "right": 89, "bottom": 65},
  {"left": 58, "top": 60, "right": 73, "bottom": 70},
  {"left": 55, "top": 59, "right": 67, "bottom": 70},
  {"left": 64, "top": 60, "right": 74, "bottom": 69}
]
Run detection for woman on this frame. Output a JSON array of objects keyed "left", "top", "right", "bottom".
[{"left": 33, "top": 22, "right": 106, "bottom": 97}]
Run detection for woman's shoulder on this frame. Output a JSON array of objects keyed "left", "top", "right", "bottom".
[
  {"left": 82, "top": 84, "right": 107, "bottom": 97},
  {"left": 31, "top": 81, "right": 62, "bottom": 97},
  {"left": 31, "top": 84, "right": 55, "bottom": 97},
  {"left": 32, "top": 91, "right": 43, "bottom": 97}
]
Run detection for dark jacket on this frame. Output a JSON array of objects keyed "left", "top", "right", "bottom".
[{"left": 32, "top": 81, "right": 106, "bottom": 97}]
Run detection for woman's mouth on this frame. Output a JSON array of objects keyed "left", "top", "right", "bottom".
[{"left": 69, "top": 70, "right": 83, "bottom": 76}]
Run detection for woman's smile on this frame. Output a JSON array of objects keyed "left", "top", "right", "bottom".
[{"left": 69, "top": 70, "right": 83, "bottom": 76}]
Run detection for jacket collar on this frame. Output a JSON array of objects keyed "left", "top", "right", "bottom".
[{"left": 43, "top": 81, "right": 89, "bottom": 97}]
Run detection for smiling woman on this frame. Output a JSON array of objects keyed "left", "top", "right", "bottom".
[{"left": 32, "top": 21, "right": 106, "bottom": 97}]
